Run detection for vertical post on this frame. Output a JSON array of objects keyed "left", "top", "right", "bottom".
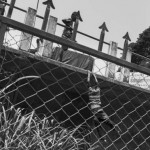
[
  {"left": 98, "top": 22, "right": 108, "bottom": 52},
  {"left": 19, "top": 7, "right": 36, "bottom": 51},
  {"left": 42, "top": 16, "right": 57, "bottom": 57},
  {"left": 7, "top": 0, "right": 16, "bottom": 18},
  {"left": 35, "top": 0, "right": 55, "bottom": 56},
  {"left": 120, "top": 32, "right": 131, "bottom": 82},
  {"left": 71, "top": 11, "right": 83, "bottom": 41},
  {"left": 120, "top": 50, "right": 132, "bottom": 82},
  {"left": 122, "top": 32, "right": 131, "bottom": 60},
  {"left": 0, "top": 22, "right": 7, "bottom": 54},
  {"left": 41, "top": 0, "right": 55, "bottom": 31},
  {"left": 105, "top": 41, "right": 118, "bottom": 78},
  {"left": 72, "top": 19, "right": 79, "bottom": 41}
]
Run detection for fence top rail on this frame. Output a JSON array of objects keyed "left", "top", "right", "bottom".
[
  {"left": 0, "top": 15, "right": 150, "bottom": 76},
  {"left": 5, "top": 1, "right": 124, "bottom": 51},
  {"left": 5, "top": 1, "right": 150, "bottom": 61}
]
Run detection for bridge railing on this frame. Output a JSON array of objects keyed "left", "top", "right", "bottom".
[
  {"left": 5, "top": 1, "right": 150, "bottom": 88},
  {"left": 2, "top": 15, "right": 150, "bottom": 83}
]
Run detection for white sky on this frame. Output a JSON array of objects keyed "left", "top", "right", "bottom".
[{"left": 6, "top": 0, "right": 150, "bottom": 50}]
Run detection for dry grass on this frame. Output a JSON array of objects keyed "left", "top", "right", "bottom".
[
  {"left": 0, "top": 76, "right": 98, "bottom": 150},
  {"left": 0, "top": 104, "right": 95, "bottom": 150}
]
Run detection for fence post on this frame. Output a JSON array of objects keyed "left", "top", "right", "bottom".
[
  {"left": 19, "top": 7, "right": 37, "bottom": 51},
  {"left": 120, "top": 32, "right": 131, "bottom": 82},
  {"left": 7, "top": 0, "right": 16, "bottom": 18},
  {"left": 41, "top": 0, "right": 55, "bottom": 31},
  {"left": 35, "top": 0, "right": 55, "bottom": 56},
  {"left": 105, "top": 41, "right": 118, "bottom": 78},
  {"left": 42, "top": 16, "right": 57, "bottom": 57},
  {"left": 71, "top": 11, "right": 83, "bottom": 41},
  {"left": 0, "top": 22, "right": 7, "bottom": 54},
  {"left": 98, "top": 22, "right": 108, "bottom": 52},
  {"left": 122, "top": 32, "right": 131, "bottom": 60}
]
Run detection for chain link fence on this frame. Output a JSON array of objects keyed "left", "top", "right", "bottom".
[{"left": 0, "top": 19, "right": 150, "bottom": 150}]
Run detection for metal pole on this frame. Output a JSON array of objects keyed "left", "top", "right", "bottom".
[
  {"left": 98, "top": 22, "right": 108, "bottom": 52},
  {"left": 36, "top": 0, "right": 40, "bottom": 11},
  {"left": 41, "top": 0, "right": 55, "bottom": 31},
  {"left": 72, "top": 19, "right": 79, "bottom": 41},
  {"left": 122, "top": 32, "right": 131, "bottom": 60},
  {"left": 71, "top": 11, "right": 82, "bottom": 41},
  {"left": 7, "top": 0, "right": 16, "bottom": 18}
]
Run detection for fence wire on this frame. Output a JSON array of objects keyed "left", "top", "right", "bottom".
[{"left": 0, "top": 26, "right": 150, "bottom": 150}]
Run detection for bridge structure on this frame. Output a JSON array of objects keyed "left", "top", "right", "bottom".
[{"left": 1, "top": 0, "right": 150, "bottom": 150}]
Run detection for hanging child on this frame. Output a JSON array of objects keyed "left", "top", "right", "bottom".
[{"left": 87, "top": 71, "right": 121, "bottom": 142}]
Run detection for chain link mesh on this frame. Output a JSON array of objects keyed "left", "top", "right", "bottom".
[{"left": 0, "top": 24, "right": 150, "bottom": 150}]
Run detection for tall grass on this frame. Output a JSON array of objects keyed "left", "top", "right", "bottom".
[
  {"left": 0, "top": 104, "right": 97, "bottom": 150},
  {"left": 0, "top": 76, "right": 98, "bottom": 149}
]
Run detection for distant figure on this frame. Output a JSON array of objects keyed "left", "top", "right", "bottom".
[
  {"left": 0, "top": 0, "right": 7, "bottom": 16},
  {"left": 61, "top": 18, "right": 73, "bottom": 51},
  {"left": 87, "top": 71, "right": 121, "bottom": 141},
  {"left": 59, "top": 11, "right": 82, "bottom": 61}
]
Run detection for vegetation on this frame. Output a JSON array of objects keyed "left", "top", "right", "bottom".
[
  {"left": 0, "top": 73, "right": 98, "bottom": 150},
  {"left": 131, "top": 26, "right": 150, "bottom": 65},
  {"left": 0, "top": 104, "right": 93, "bottom": 150}
]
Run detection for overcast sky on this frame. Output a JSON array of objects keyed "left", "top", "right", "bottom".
[{"left": 6, "top": 0, "right": 150, "bottom": 50}]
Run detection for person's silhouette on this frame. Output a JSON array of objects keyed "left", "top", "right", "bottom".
[{"left": 87, "top": 71, "right": 121, "bottom": 142}]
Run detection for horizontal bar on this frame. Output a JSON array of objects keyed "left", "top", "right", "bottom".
[
  {"left": 1, "top": 16, "right": 150, "bottom": 76},
  {"left": 5, "top": 2, "right": 123, "bottom": 51}
]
